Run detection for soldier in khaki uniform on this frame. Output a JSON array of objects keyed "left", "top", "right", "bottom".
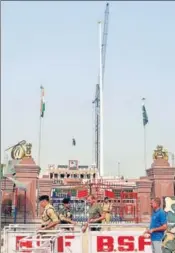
[
  {"left": 102, "top": 197, "right": 112, "bottom": 223},
  {"left": 82, "top": 195, "right": 105, "bottom": 233},
  {"left": 162, "top": 226, "right": 175, "bottom": 253},
  {"left": 59, "top": 198, "right": 76, "bottom": 230},
  {"left": 39, "top": 195, "right": 59, "bottom": 230}
]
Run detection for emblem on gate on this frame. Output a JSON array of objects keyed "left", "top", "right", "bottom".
[
  {"left": 153, "top": 145, "right": 168, "bottom": 161},
  {"left": 5, "top": 140, "right": 32, "bottom": 160}
]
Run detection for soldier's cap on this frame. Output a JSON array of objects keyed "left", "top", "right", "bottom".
[
  {"left": 62, "top": 198, "right": 70, "bottom": 204},
  {"left": 39, "top": 195, "right": 49, "bottom": 202}
]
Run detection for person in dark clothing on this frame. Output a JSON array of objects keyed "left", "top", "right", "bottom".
[{"left": 59, "top": 198, "right": 76, "bottom": 230}]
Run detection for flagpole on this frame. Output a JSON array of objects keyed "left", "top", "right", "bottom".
[
  {"left": 118, "top": 161, "right": 120, "bottom": 179},
  {"left": 37, "top": 86, "right": 44, "bottom": 216},
  {"left": 144, "top": 125, "right": 147, "bottom": 171},
  {"left": 0, "top": 166, "right": 2, "bottom": 249},
  {"left": 37, "top": 116, "right": 42, "bottom": 216},
  {"left": 38, "top": 117, "right": 42, "bottom": 167}
]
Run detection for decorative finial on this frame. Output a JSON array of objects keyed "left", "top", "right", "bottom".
[
  {"left": 25, "top": 143, "right": 32, "bottom": 157},
  {"left": 8, "top": 141, "right": 32, "bottom": 160},
  {"left": 153, "top": 145, "right": 169, "bottom": 161}
]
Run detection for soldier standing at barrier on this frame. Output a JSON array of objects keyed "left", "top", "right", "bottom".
[
  {"left": 38, "top": 195, "right": 59, "bottom": 230},
  {"left": 102, "top": 197, "right": 112, "bottom": 231},
  {"left": 102, "top": 197, "right": 112, "bottom": 223},
  {"left": 144, "top": 197, "right": 167, "bottom": 253},
  {"left": 82, "top": 195, "right": 105, "bottom": 233},
  {"left": 59, "top": 198, "right": 76, "bottom": 230}
]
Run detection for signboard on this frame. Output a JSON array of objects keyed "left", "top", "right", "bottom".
[
  {"left": 4, "top": 230, "right": 152, "bottom": 253},
  {"left": 52, "top": 188, "right": 76, "bottom": 198},
  {"left": 90, "top": 231, "right": 151, "bottom": 252}
]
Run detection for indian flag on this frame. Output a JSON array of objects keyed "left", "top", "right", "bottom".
[{"left": 40, "top": 86, "right": 45, "bottom": 118}]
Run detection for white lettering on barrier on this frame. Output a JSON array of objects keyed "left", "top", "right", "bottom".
[{"left": 89, "top": 231, "right": 152, "bottom": 253}]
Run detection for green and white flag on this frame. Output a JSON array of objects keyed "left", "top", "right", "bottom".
[
  {"left": 7, "top": 176, "right": 27, "bottom": 190},
  {"left": 40, "top": 86, "right": 45, "bottom": 118},
  {"left": 0, "top": 164, "right": 4, "bottom": 179},
  {"left": 3, "top": 160, "right": 18, "bottom": 176},
  {"left": 142, "top": 98, "right": 148, "bottom": 126}
]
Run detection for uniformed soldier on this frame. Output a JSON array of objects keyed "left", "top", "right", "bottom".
[
  {"left": 38, "top": 195, "right": 59, "bottom": 230},
  {"left": 162, "top": 226, "right": 175, "bottom": 253},
  {"left": 82, "top": 195, "right": 105, "bottom": 233},
  {"left": 59, "top": 198, "right": 76, "bottom": 230},
  {"left": 102, "top": 197, "right": 112, "bottom": 223}
]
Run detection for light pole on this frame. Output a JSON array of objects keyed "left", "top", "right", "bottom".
[
  {"left": 169, "top": 152, "right": 175, "bottom": 167},
  {"left": 0, "top": 165, "right": 2, "bottom": 249},
  {"left": 118, "top": 162, "right": 120, "bottom": 178}
]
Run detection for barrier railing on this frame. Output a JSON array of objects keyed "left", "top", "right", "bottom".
[
  {"left": 2, "top": 223, "right": 154, "bottom": 253},
  {"left": 2, "top": 223, "right": 175, "bottom": 253},
  {"left": 2, "top": 224, "right": 83, "bottom": 253},
  {"left": 88, "top": 223, "right": 151, "bottom": 253},
  {"left": 16, "top": 235, "right": 57, "bottom": 253}
]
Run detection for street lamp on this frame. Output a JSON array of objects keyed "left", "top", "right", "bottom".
[
  {"left": 117, "top": 161, "right": 120, "bottom": 179},
  {"left": 169, "top": 152, "right": 175, "bottom": 167}
]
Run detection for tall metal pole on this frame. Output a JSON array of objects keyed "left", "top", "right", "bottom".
[
  {"left": 38, "top": 117, "right": 42, "bottom": 167},
  {"left": 118, "top": 162, "right": 120, "bottom": 178},
  {"left": 0, "top": 158, "right": 7, "bottom": 248},
  {"left": 96, "top": 93, "right": 99, "bottom": 171},
  {"left": 144, "top": 126, "right": 147, "bottom": 171},
  {"left": 94, "top": 4, "right": 109, "bottom": 176},
  {"left": 169, "top": 152, "right": 175, "bottom": 167},
  {"left": 37, "top": 87, "right": 43, "bottom": 217},
  {"left": 99, "top": 21, "right": 104, "bottom": 177},
  {"left": 36, "top": 115, "right": 42, "bottom": 216},
  {"left": 172, "top": 153, "right": 175, "bottom": 167},
  {"left": 0, "top": 165, "right": 2, "bottom": 250}
]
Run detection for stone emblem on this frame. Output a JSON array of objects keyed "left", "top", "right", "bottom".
[
  {"left": 153, "top": 145, "right": 168, "bottom": 161},
  {"left": 10, "top": 141, "right": 32, "bottom": 160}
]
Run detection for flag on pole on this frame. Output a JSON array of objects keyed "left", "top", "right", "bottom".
[
  {"left": 72, "top": 138, "right": 76, "bottom": 146},
  {"left": 7, "top": 176, "right": 27, "bottom": 190},
  {"left": 77, "top": 189, "right": 88, "bottom": 198},
  {"left": 142, "top": 105, "right": 148, "bottom": 126},
  {"left": 3, "top": 160, "right": 17, "bottom": 176},
  {"left": 105, "top": 190, "right": 115, "bottom": 198},
  {"left": 0, "top": 164, "right": 4, "bottom": 179},
  {"left": 142, "top": 99, "right": 148, "bottom": 126},
  {"left": 40, "top": 86, "right": 45, "bottom": 118}
]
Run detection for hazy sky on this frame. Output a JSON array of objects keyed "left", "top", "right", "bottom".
[{"left": 2, "top": 1, "right": 175, "bottom": 178}]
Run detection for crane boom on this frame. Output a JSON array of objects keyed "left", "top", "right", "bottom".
[
  {"left": 102, "top": 2, "right": 109, "bottom": 84},
  {"left": 93, "top": 3, "right": 109, "bottom": 174}
]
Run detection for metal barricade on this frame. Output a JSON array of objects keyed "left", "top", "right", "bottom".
[
  {"left": 2, "top": 224, "right": 40, "bottom": 253},
  {"left": 16, "top": 235, "right": 57, "bottom": 253},
  {"left": 2, "top": 224, "right": 83, "bottom": 253},
  {"left": 88, "top": 223, "right": 152, "bottom": 253},
  {"left": 2, "top": 223, "right": 174, "bottom": 253}
]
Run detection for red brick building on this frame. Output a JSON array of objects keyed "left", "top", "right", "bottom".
[{"left": 1, "top": 145, "right": 175, "bottom": 223}]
